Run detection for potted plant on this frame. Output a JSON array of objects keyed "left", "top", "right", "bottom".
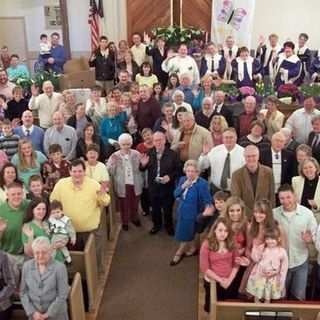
[
  {"left": 218, "top": 84, "right": 239, "bottom": 103},
  {"left": 277, "top": 83, "right": 300, "bottom": 104},
  {"left": 300, "top": 84, "right": 320, "bottom": 104}
]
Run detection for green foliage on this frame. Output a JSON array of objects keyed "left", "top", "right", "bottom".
[
  {"left": 300, "top": 84, "right": 320, "bottom": 97},
  {"left": 218, "top": 84, "right": 238, "bottom": 96},
  {"left": 255, "top": 82, "right": 275, "bottom": 97},
  {"left": 151, "top": 25, "right": 204, "bottom": 47}
]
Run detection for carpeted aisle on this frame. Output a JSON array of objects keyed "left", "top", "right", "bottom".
[{"left": 97, "top": 217, "right": 199, "bottom": 320}]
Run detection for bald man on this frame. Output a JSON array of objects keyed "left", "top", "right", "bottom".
[
  {"left": 28, "top": 80, "right": 63, "bottom": 129},
  {"left": 43, "top": 111, "right": 77, "bottom": 161}
]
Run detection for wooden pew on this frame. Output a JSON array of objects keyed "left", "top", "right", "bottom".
[
  {"left": 68, "top": 272, "right": 86, "bottom": 320},
  {"left": 68, "top": 233, "right": 99, "bottom": 312},
  {"left": 209, "top": 280, "right": 320, "bottom": 320}
]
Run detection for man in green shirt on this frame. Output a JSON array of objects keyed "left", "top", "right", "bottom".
[{"left": 0, "top": 182, "right": 29, "bottom": 282}]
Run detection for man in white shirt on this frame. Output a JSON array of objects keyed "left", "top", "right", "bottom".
[
  {"left": 198, "top": 127, "right": 245, "bottom": 194},
  {"left": 28, "top": 80, "right": 63, "bottom": 129},
  {"left": 285, "top": 96, "right": 320, "bottom": 144},
  {"left": 162, "top": 44, "right": 200, "bottom": 87},
  {"left": 130, "top": 32, "right": 148, "bottom": 67},
  {"left": 43, "top": 111, "right": 77, "bottom": 161}
]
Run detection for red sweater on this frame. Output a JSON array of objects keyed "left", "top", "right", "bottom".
[
  {"left": 136, "top": 96, "right": 162, "bottom": 131},
  {"left": 200, "top": 240, "right": 239, "bottom": 278}
]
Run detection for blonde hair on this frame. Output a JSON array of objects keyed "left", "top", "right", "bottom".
[
  {"left": 298, "top": 157, "right": 320, "bottom": 177},
  {"left": 17, "top": 138, "right": 38, "bottom": 171},
  {"left": 200, "top": 75, "right": 213, "bottom": 86},
  {"left": 209, "top": 115, "right": 228, "bottom": 134}
]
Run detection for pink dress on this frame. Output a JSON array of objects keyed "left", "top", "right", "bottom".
[{"left": 246, "top": 244, "right": 288, "bottom": 300}]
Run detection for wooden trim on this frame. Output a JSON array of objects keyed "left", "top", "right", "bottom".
[
  {"left": 59, "top": 0, "right": 71, "bottom": 59},
  {"left": 126, "top": 0, "right": 132, "bottom": 46}
]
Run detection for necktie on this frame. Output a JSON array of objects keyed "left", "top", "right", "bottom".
[
  {"left": 312, "top": 134, "right": 319, "bottom": 149},
  {"left": 228, "top": 49, "right": 232, "bottom": 58},
  {"left": 26, "top": 129, "right": 30, "bottom": 137},
  {"left": 211, "top": 57, "right": 215, "bottom": 72},
  {"left": 214, "top": 105, "right": 219, "bottom": 113},
  {"left": 275, "top": 153, "right": 279, "bottom": 160},
  {"left": 220, "top": 152, "right": 230, "bottom": 190}
]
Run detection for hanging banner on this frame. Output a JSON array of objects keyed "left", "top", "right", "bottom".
[{"left": 211, "top": 0, "right": 256, "bottom": 48}]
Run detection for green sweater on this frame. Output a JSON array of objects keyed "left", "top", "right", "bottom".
[{"left": 0, "top": 199, "right": 30, "bottom": 254}]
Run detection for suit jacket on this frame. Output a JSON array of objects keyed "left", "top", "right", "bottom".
[
  {"left": 231, "top": 163, "right": 275, "bottom": 218},
  {"left": 292, "top": 175, "right": 320, "bottom": 223},
  {"left": 140, "top": 146, "right": 181, "bottom": 197},
  {"left": 308, "top": 131, "right": 320, "bottom": 164},
  {"left": 213, "top": 103, "right": 233, "bottom": 128},
  {"left": 259, "top": 148, "right": 294, "bottom": 185},
  {"left": 20, "top": 258, "right": 69, "bottom": 319}
]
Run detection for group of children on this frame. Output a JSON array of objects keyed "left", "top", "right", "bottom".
[{"left": 198, "top": 192, "right": 289, "bottom": 313}]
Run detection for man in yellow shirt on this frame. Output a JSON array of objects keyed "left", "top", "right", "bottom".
[{"left": 50, "top": 159, "right": 110, "bottom": 251}]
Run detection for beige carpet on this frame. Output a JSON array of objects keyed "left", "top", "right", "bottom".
[{"left": 97, "top": 217, "right": 199, "bottom": 320}]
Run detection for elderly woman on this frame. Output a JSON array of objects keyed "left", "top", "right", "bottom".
[
  {"left": 20, "top": 237, "right": 69, "bottom": 320},
  {"left": 170, "top": 159, "right": 212, "bottom": 266},
  {"left": 238, "top": 120, "right": 271, "bottom": 152},
  {"left": 107, "top": 133, "right": 143, "bottom": 231},
  {"left": 195, "top": 97, "right": 215, "bottom": 129},
  {"left": 193, "top": 75, "right": 215, "bottom": 111},
  {"left": 58, "top": 90, "right": 76, "bottom": 121},
  {"left": 292, "top": 157, "right": 320, "bottom": 222},
  {"left": 209, "top": 115, "right": 229, "bottom": 146},
  {"left": 172, "top": 90, "right": 193, "bottom": 114},
  {"left": 66, "top": 102, "right": 92, "bottom": 138},
  {"left": 99, "top": 102, "right": 127, "bottom": 159},
  {"left": 259, "top": 96, "right": 284, "bottom": 141}
]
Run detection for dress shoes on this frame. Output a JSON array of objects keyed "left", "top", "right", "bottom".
[
  {"left": 149, "top": 226, "right": 161, "bottom": 235},
  {"left": 165, "top": 227, "right": 175, "bottom": 236},
  {"left": 122, "top": 224, "right": 129, "bottom": 231},
  {"left": 132, "top": 220, "right": 141, "bottom": 227},
  {"left": 170, "top": 253, "right": 184, "bottom": 266}
]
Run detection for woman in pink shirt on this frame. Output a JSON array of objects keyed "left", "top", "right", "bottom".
[{"left": 200, "top": 217, "right": 240, "bottom": 313}]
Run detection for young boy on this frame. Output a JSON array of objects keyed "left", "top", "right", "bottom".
[
  {"left": 27, "top": 175, "right": 50, "bottom": 203},
  {"left": 0, "top": 119, "right": 20, "bottom": 159},
  {"left": 196, "top": 191, "right": 229, "bottom": 234},
  {"left": 44, "top": 200, "right": 76, "bottom": 264},
  {"left": 42, "top": 144, "right": 70, "bottom": 192}
]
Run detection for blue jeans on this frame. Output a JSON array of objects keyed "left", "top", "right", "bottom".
[{"left": 285, "top": 259, "right": 308, "bottom": 300}]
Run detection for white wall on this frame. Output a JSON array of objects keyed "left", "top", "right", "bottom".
[{"left": 252, "top": 0, "right": 320, "bottom": 50}]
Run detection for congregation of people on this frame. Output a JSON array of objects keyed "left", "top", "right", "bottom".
[{"left": 1, "top": 29, "right": 320, "bottom": 318}]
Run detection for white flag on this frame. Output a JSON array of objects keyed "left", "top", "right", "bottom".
[{"left": 211, "top": 0, "right": 256, "bottom": 48}]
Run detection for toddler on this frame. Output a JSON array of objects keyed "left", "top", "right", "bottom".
[
  {"left": 39, "top": 34, "right": 51, "bottom": 59},
  {"left": 44, "top": 200, "right": 76, "bottom": 264}
]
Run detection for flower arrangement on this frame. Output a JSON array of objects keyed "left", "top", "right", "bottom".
[
  {"left": 255, "top": 82, "right": 275, "bottom": 97},
  {"left": 239, "top": 86, "right": 256, "bottom": 97},
  {"left": 151, "top": 25, "right": 204, "bottom": 47},
  {"left": 218, "top": 84, "right": 238, "bottom": 97},
  {"left": 277, "top": 83, "right": 300, "bottom": 98}
]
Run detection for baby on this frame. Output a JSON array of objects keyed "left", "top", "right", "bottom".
[
  {"left": 44, "top": 200, "right": 76, "bottom": 264},
  {"left": 39, "top": 33, "right": 51, "bottom": 59}
]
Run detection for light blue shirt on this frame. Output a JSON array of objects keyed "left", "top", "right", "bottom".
[{"left": 6, "top": 65, "right": 30, "bottom": 83}]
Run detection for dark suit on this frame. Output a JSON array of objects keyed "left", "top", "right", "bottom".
[
  {"left": 259, "top": 148, "right": 294, "bottom": 185},
  {"left": 308, "top": 131, "right": 320, "bottom": 164},
  {"left": 213, "top": 103, "right": 234, "bottom": 127},
  {"left": 140, "top": 146, "right": 181, "bottom": 229}
]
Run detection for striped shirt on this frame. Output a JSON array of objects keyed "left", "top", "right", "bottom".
[{"left": 0, "top": 133, "right": 20, "bottom": 159}]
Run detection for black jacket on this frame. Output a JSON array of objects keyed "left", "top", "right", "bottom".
[{"left": 89, "top": 50, "right": 115, "bottom": 81}]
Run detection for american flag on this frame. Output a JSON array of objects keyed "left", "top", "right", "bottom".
[{"left": 88, "top": 0, "right": 104, "bottom": 51}]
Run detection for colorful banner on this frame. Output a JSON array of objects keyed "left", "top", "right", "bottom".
[{"left": 211, "top": 0, "right": 256, "bottom": 48}]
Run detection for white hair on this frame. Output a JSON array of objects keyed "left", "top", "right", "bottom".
[
  {"left": 172, "top": 90, "right": 185, "bottom": 100},
  {"left": 118, "top": 133, "right": 133, "bottom": 145},
  {"left": 32, "top": 236, "right": 51, "bottom": 252}
]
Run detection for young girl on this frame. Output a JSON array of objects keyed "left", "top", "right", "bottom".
[
  {"left": 200, "top": 217, "right": 240, "bottom": 313},
  {"left": 163, "top": 73, "right": 180, "bottom": 102},
  {"left": 152, "top": 82, "right": 164, "bottom": 105},
  {"left": 135, "top": 61, "right": 158, "bottom": 89},
  {"left": 246, "top": 227, "right": 288, "bottom": 303}
]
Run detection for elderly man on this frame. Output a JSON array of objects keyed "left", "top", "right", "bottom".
[
  {"left": 175, "top": 73, "right": 194, "bottom": 107},
  {"left": 130, "top": 32, "right": 148, "bottom": 67},
  {"left": 307, "top": 114, "right": 320, "bottom": 164},
  {"left": 212, "top": 90, "right": 233, "bottom": 127},
  {"left": 200, "top": 42, "right": 226, "bottom": 78},
  {"left": 162, "top": 43, "right": 200, "bottom": 87},
  {"left": 260, "top": 132, "right": 294, "bottom": 203},
  {"left": 195, "top": 97, "right": 214, "bottom": 129},
  {"left": 0, "top": 182, "right": 29, "bottom": 281},
  {"left": 285, "top": 95, "right": 320, "bottom": 144},
  {"left": 171, "top": 112, "right": 213, "bottom": 162},
  {"left": 14, "top": 110, "right": 45, "bottom": 152},
  {"left": 29, "top": 80, "right": 63, "bottom": 129},
  {"left": 231, "top": 145, "right": 275, "bottom": 218},
  {"left": 140, "top": 131, "right": 181, "bottom": 236},
  {"left": 50, "top": 159, "right": 110, "bottom": 250},
  {"left": 37, "top": 32, "right": 67, "bottom": 74},
  {"left": 136, "top": 84, "right": 162, "bottom": 132},
  {"left": 43, "top": 111, "right": 77, "bottom": 161},
  {"left": 0, "top": 69, "right": 15, "bottom": 101},
  {"left": 280, "top": 127, "right": 299, "bottom": 153},
  {"left": 234, "top": 96, "right": 259, "bottom": 138},
  {"left": 199, "top": 127, "right": 245, "bottom": 195},
  {"left": 273, "top": 184, "right": 317, "bottom": 300}
]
